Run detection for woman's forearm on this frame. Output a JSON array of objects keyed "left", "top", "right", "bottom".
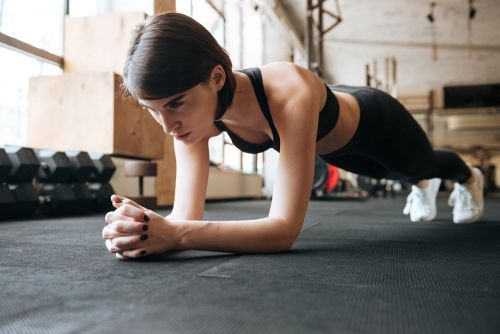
[{"left": 173, "top": 217, "right": 296, "bottom": 253}]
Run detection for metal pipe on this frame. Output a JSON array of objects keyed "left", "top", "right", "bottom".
[
  {"left": 306, "top": 0, "right": 315, "bottom": 70},
  {"left": 206, "top": 0, "right": 226, "bottom": 21},
  {"left": 318, "top": 0, "right": 324, "bottom": 70}
]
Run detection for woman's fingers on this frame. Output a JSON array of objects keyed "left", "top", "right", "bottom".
[
  {"left": 111, "top": 194, "right": 147, "bottom": 211},
  {"left": 111, "top": 234, "right": 148, "bottom": 251},
  {"left": 120, "top": 248, "right": 148, "bottom": 259},
  {"left": 117, "top": 203, "right": 150, "bottom": 222},
  {"left": 104, "top": 202, "right": 150, "bottom": 226},
  {"left": 105, "top": 239, "right": 118, "bottom": 253},
  {"left": 102, "top": 220, "right": 149, "bottom": 239},
  {"left": 104, "top": 211, "right": 137, "bottom": 225}
]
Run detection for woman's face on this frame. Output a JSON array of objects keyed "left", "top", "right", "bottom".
[{"left": 138, "top": 81, "right": 219, "bottom": 144}]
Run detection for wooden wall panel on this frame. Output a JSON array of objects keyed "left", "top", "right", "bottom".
[
  {"left": 26, "top": 72, "right": 164, "bottom": 159},
  {"left": 64, "top": 12, "right": 147, "bottom": 75}
]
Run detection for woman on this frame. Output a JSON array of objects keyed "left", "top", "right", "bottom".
[{"left": 102, "top": 13, "right": 484, "bottom": 260}]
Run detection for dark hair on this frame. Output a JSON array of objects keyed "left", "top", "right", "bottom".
[{"left": 123, "top": 12, "right": 236, "bottom": 117}]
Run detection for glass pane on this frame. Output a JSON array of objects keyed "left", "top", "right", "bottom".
[
  {"left": 208, "top": 134, "right": 224, "bottom": 165},
  {"left": 69, "top": 0, "right": 153, "bottom": 17},
  {"left": 242, "top": 152, "right": 254, "bottom": 174},
  {"left": 0, "top": 47, "right": 62, "bottom": 146},
  {"left": 0, "top": 0, "right": 65, "bottom": 55},
  {"left": 224, "top": 144, "right": 241, "bottom": 171},
  {"left": 177, "top": 0, "right": 225, "bottom": 46}
]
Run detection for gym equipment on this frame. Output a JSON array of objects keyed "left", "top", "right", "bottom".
[
  {"left": 312, "top": 157, "right": 329, "bottom": 197},
  {"left": 38, "top": 151, "right": 117, "bottom": 214},
  {"left": 325, "top": 165, "right": 339, "bottom": 193},
  {"left": 10, "top": 183, "right": 39, "bottom": 218},
  {"left": 0, "top": 184, "right": 16, "bottom": 219},
  {"left": 1, "top": 146, "right": 118, "bottom": 219},
  {"left": 66, "top": 151, "right": 98, "bottom": 183},
  {"left": 66, "top": 151, "right": 97, "bottom": 213},
  {"left": 1, "top": 147, "right": 40, "bottom": 219},
  {"left": 312, "top": 157, "right": 369, "bottom": 201},
  {"left": 38, "top": 183, "right": 79, "bottom": 216},
  {"left": 88, "top": 153, "right": 116, "bottom": 212},
  {"left": 37, "top": 150, "right": 74, "bottom": 183},
  {"left": 124, "top": 160, "right": 158, "bottom": 209},
  {"left": 5, "top": 146, "right": 40, "bottom": 183},
  {"left": 36, "top": 150, "right": 82, "bottom": 215},
  {"left": 357, "top": 175, "right": 400, "bottom": 198},
  {"left": 89, "top": 153, "right": 116, "bottom": 183},
  {"left": 88, "top": 183, "right": 115, "bottom": 212},
  {"left": 0, "top": 148, "right": 13, "bottom": 182}
]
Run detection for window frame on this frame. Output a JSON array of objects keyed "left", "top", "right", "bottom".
[{"left": 0, "top": 0, "right": 67, "bottom": 68}]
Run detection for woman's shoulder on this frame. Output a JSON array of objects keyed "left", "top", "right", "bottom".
[
  {"left": 261, "top": 62, "right": 309, "bottom": 84},
  {"left": 260, "top": 62, "right": 325, "bottom": 110}
]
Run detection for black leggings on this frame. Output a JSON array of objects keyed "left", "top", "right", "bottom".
[{"left": 320, "top": 85, "right": 471, "bottom": 185}]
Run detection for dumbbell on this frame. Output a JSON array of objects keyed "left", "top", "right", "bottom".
[
  {"left": 36, "top": 150, "right": 79, "bottom": 216},
  {"left": 6, "top": 146, "right": 40, "bottom": 184},
  {"left": 0, "top": 148, "right": 15, "bottom": 219},
  {"left": 88, "top": 153, "right": 116, "bottom": 212},
  {"left": 89, "top": 153, "right": 116, "bottom": 183},
  {"left": 66, "top": 151, "right": 97, "bottom": 213},
  {"left": 1, "top": 147, "right": 40, "bottom": 219},
  {"left": 0, "top": 148, "right": 12, "bottom": 182}
]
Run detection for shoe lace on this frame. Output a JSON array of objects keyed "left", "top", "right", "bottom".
[{"left": 403, "top": 187, "right": 429, "bottom": 215}]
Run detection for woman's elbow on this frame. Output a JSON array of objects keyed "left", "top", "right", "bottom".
[{"left": 272, "top": 218, "right": 302, "bottom": 252}]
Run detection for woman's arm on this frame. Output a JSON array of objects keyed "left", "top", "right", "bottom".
[
  {"left": 173, "top": 73, "right": 320, "bottom": 253},
  {"left": 167, "top": 136, "right": 210, "bottom": 221},
  {"left": 104, "top": 65, "right": 320, "bottom": 256}
]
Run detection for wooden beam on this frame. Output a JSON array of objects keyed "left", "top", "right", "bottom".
[
  {"left": 0, "top": 32, "right": 63, "bottom": 67},
  {"left": 154, "top": 0, "right": 177, "bottom": 206},
  {"left": 154, "top": 0, "right": 176, "bottom": 14}
]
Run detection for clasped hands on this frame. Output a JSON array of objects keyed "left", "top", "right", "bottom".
[{"left": 102, "top": 195, "right": 178, "bottom": 260}]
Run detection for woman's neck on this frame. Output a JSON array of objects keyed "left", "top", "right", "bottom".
[{"left": 219, "top": 71, "right": 253, "bottom": 126}]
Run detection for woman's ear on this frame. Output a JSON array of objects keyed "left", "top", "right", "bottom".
[{"left": 211, "top": 65, "right": 226, "bottom": 91}]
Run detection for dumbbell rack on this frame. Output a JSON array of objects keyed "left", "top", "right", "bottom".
[{"left": 0, "top": 146, "right": 117, "bottom": 220}]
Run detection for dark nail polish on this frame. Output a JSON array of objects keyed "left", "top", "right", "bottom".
[
  {"left": 143, "top": 224, "right": 149, "bottom": 231},
  {"left": 140, "top": 234, "right": 148, "bottom": 241},
  {"left": 140, "top": 250, "right": 147, "bottom": 255},
  {"left": 144, "top": 214, "right": 150, "bottom": 222}
]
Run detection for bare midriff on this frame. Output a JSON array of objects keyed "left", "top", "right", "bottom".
[{"left": 315, "top": 91, "right": 361, "bottom": 156}]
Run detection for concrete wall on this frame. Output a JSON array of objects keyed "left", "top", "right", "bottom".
[{"left": 322, "top": 0, "right": 500, "bottom": 93}]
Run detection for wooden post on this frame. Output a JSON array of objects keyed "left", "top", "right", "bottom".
[
  {"left": 154, "top": 0, "right": 176, "bottom": 14},
  {"left": 154, "top": 0, "right": 177, "bottom": 206}
]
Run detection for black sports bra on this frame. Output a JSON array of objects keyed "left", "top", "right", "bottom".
[{"left": 213, "top": 67, "right": 340, "bottom": 153}]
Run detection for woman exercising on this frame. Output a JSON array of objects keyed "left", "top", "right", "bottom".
[{"left": 102, "top": 13, "right": 484, "bottom": 260}]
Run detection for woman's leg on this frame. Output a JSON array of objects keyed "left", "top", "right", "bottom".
[
  {"left": 360, "top": 91, "right": 484, "bottom": 223},
  {"left": 324, "top": 87, "right": 484, "bottom": 223}
]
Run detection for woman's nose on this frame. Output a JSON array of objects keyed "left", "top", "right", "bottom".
[{"left": 158, "top": 113, "right": 179, "bottom": 135}]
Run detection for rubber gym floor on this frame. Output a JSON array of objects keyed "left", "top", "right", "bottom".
[{"left": 1, "top": 196, "right": 499, "bottom": 334}]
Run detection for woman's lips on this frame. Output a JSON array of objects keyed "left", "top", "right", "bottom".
[{"left": 175, "top": 132, "right": 190, "bottom": 140}]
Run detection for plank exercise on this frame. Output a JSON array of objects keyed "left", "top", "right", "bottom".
[{"left": 102, "top": 13, "right": 484, "bottom": 259}]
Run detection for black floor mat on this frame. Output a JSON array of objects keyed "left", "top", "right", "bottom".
[{"left": 0, "top": 197, "right": 499, "bottom": 334}]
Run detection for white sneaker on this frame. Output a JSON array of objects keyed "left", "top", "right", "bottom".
[
  {"left": 403, "top": 178, "right": 441, "bottom": 222},
  {"left": 448, "top": 167, "right": 484, "bottom": 224}
]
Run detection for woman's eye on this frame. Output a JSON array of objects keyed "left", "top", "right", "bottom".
[
  {"left": 144, "top": 107, "right": 157, "bottom": 114},
  {"left": 170, "top": 101, "right": 183, "bottom": 109}
]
